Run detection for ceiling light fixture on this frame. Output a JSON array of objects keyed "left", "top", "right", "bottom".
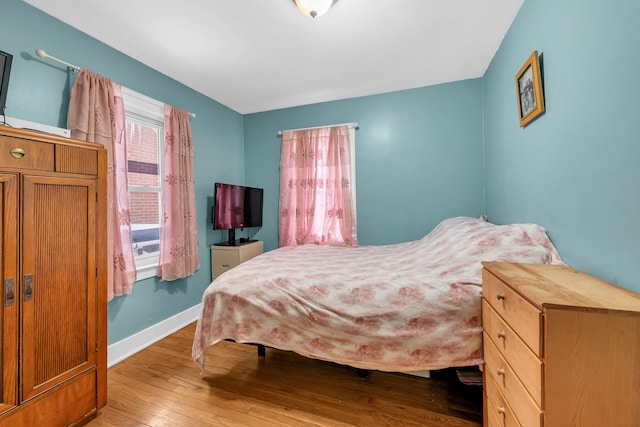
[{"left": 293, "top": 0, "right": 337, "bottom": 18}]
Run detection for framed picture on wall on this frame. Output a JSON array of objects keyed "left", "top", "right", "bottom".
[{"left": 515, "top": 50, "right": 545, "bottom": 127}]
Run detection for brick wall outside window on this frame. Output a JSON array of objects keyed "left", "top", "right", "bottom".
[
  {"left": 127, "top": 121, "right": 161, "bottom": 225},
  {"left": 130, "top": 191, "right": 159, "bottom": 225}
]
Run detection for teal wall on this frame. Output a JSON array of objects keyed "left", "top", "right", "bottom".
[
  {"left": 1, "top": 0, "right": 246, "bottom": 344},
  {"left": 482, "top": 0, "right": 640, "bottom": 292},
  {"left": 244, "top": 80, "right": 485, "bottom": 251}
]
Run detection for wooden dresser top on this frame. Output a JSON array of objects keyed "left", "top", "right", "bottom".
[
  {"left": 0, "top": 125, "right": 104, "bottom": 150},
  {"left": 482, "top": 262, "right": 640, "bottom": 314}
]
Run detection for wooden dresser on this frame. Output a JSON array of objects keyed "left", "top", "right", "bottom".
[
  {"left": 482, "top": 262, "right": 640, "bottom": 427},
  {"left": 0, "top": 127, "right": 107, "bottom": 425}
]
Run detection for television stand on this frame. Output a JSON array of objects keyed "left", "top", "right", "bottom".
[{"left": 210, "top": 240, "right": 263, "bottom": 280}]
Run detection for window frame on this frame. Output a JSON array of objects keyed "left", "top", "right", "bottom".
[{"left": 122, "top": 87, "right": 165, "bottom": 281}]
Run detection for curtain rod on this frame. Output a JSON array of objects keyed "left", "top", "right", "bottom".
[
  {"left": 277, "top": 122, "right": 359, "bottom": 136},
  {"left": 35, "top": 48, "right": 197, "bottom": 119}
]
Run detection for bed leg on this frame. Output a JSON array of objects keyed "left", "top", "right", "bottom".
[
  {"left": 257, "top": 344, "right": 265, "bottom": 357},
  {"left": 356, "top": 369, "right": 370, "bottom": 379}
]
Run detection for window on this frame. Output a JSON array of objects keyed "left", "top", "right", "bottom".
[
  {"left": 122, "top": 88, "right": 165, "bottom": 280},
  {"left": 279, "top": 125, "right": 357, "bottom": 246}
]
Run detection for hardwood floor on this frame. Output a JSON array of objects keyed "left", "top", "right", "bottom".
[{"left": 87, "top": 322, "right": 482, "bottom": 426}]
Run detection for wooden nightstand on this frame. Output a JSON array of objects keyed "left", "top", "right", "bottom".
[
  {"left": 211, "top": 240, "right": 263, "bottom": 280},
  {"left": 481, "top": 262, "right": 640, "bottom": 427}
]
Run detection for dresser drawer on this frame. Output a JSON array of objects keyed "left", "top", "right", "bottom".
[
  {"left": 0, "top": 136, "right": 54, "bottom": 171},
  {"left": 482, "top": 300, "right": 542, "bottom": 403},
  {"left": 484, "top": 329, "right": 542, "bottom": 407},
  {"left": 212, "top": 250, "right": 239, "bottom": 278},
  {"left": 483, "top": 269, "right": 542, "bottom": 356},
  {"left": 56, "top": 144, "right": 98, "bottom": 175},
  {"left": 485, "top": 369, "right": 524, "bottom": 427}
]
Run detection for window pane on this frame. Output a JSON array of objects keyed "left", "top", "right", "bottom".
[
  {"left": 130, "top": 190, "right": 160, "bottom": 257},
  {"left": 127, "top": 120, "right": 160, "bottom": 187}
]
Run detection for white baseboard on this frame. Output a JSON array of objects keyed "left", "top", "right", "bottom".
[{"left": 107, "top": 304, "right": 201, "bottom": 367}]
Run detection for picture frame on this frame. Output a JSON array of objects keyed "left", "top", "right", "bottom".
[{"left": 515, "top": 50, "right": 545, "bottom": 127}]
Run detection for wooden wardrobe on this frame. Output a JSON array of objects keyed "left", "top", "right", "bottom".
[{"left": 0, "top": 126, "right": 107, "bottom": 426}]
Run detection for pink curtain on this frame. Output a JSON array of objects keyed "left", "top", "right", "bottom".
[
  {"left": 68, "top": 70, "right": 136, "bottom": 300},
  {"left": 279, "top": 125, "right": 357, "bottom": 247},
  {"left": 158, "top": 105, "right": 199, "bottom": 280}
]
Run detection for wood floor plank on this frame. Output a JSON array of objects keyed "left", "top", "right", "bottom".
[{"left": 87, "top": 322, "right": 482, "bottom": 426}]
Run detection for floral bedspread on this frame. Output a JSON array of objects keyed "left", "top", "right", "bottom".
[{"left": 192, "top": 216, "right": 562, "bottom": 372}]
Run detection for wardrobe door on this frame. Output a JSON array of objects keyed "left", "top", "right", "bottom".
[
  {"left": 0, "top": 173, "right": 18, "bottom": 415},
  {"left": 20, "top": 174, "right": 97, "bottom": 402}
]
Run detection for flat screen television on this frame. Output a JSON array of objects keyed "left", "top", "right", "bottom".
[
  {"left": 0, "top": 50, "right": 12, "bottom": 115},
  {"left": 212, "top": 182, "right": 263, "bottom": 245}
]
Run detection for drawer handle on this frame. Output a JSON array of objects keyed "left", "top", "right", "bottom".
[
  {"left": 497, "top": 407, "right": 506, "bottom": 415},
  {"left": 496, "top": 368, "right": 505, "bottom": 376},
  {"left": 10, "top": 147, "right": 26, "bottom": 159},
  {"left": 497, "top": 331, "right": 506, "bottom": 339},
  {"left": 496, "top": 293, "right": 505, "bottom": 300},
  {"left": 222, "top": 264, "right": 230, "bottom": 268}
]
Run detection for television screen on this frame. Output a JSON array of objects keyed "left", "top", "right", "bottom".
[
  {"left": 213, "top": 183, "right": 263, "bottom": 230},
  {"left": 0, "top": 50, "right": 13, "bottom": 115}
]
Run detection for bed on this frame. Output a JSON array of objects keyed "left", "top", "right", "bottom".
[{"left": 192, "top": 216, "right": 563, "bottom": 373}]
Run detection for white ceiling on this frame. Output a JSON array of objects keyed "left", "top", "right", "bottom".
[{"left": 24, "top": 0, "right": 523, "bottom": 114}]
